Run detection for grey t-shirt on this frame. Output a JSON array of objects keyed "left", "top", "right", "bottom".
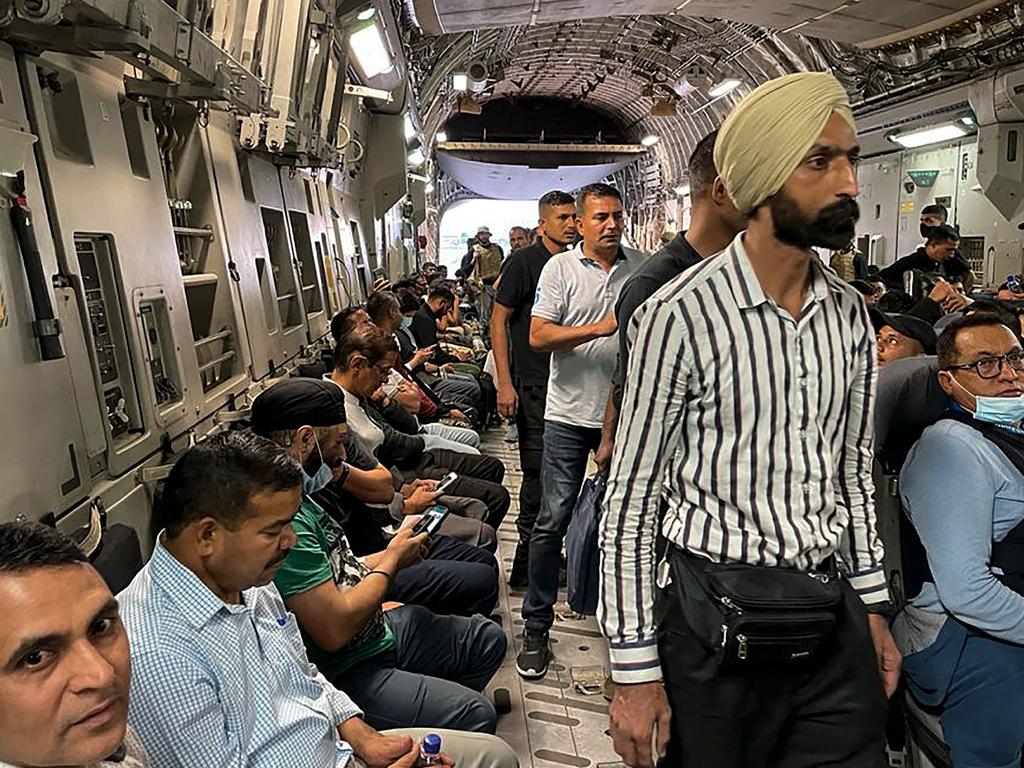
[{"left": 532, "top": 244, "right": 642, "bottom": 428}]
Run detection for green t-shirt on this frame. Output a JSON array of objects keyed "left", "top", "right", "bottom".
[{"left": 274, "top": 497, "right": 394, "bottom": 678}]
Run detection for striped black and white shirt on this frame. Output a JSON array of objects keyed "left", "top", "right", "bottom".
[{"left": 599, "top": 233, "right": 887, "bottom": 685}]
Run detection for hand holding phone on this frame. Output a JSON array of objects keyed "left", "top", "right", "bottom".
[
  {"left": 435, "top": 472, "right": 458, "bottom": 495},
  {"left": 411, "top": 504, "right": 450, "bottom": 538}
]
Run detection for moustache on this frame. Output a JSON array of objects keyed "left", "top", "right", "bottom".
[{"left": 815, "top": 197, "right": 860, "bottom": 229}]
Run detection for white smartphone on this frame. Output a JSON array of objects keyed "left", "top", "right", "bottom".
[{"left": 436, "top": 471, "right": 458, "bottom": 495}]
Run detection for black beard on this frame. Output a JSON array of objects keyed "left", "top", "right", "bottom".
[{"left": 770, "top": 192, "right": 860, "bottom": 251}]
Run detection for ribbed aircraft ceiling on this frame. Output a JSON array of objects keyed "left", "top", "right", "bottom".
[
  {"left": 410, "top": 0, "right": 992, "bottom": 46},
  {"left": 392, "top": 0, "right": 1024, "bottom": 218}
]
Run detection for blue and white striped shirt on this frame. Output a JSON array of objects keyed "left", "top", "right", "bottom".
[
  {"left": 599, "top": 234, "right": 887, "bottom": 684},
  {"left": 118, "top": 536, "right": 362, "bottom": 767}
]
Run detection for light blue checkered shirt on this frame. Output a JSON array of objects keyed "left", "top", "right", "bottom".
[{"left": 118, "top": 536, "right": 361, "bottom": 767}]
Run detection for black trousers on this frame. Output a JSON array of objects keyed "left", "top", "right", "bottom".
[
  {"left": 511, "top": 383, "right": 546, "bottom": 578},
  {"left": 657, "top": 578, "right": 887, "bottom": 768},
  {"left": 388, "top": 534, "right": 499, "bottom": 618},
  {"left": 417, "top": 449, "right": 510, "bottom": 529}
]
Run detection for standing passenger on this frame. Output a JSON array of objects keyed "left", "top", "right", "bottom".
[
  {"left": 601, "top": 72, "right": 900, "bottom": 768},
  {"left": 594, "top": 130, "right": 746, "bottom": 473},
  {"left": 491, "top": 191, "right": 578, "bottom": 587},
  {"left": 516, "top": 183, "right": 642, "bottom": 678}
]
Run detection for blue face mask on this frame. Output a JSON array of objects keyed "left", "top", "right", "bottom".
[
  {"left": 301, "top": 434, "right": 333, "bottom": 495},
  {"left": 400, "top": 316, "right": 413, "bottom": 331},
  {"left": 951, "top": 376, "right": 1024, "bottom": 425}
]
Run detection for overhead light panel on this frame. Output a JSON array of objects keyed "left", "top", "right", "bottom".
[
  {"left": 456, "top": 95, "right": 482, "bottom": 115},
  {"left": 356, "top": 6, "right": 376, "bottom": 20},
  {"left": 407, "top": 148, "right": 425, "bottom": 167},
  {"left": 650, "top": 98, "right": 677, "bottom": 117},
  {"left": 435, "top": 131, "right": 448, "bottom": 143},
  {"left": 641, "top": 134, "right": 660, "bottom": 147},
  {"left": 888, "top": 123, "right": 968, "bottom": 149},
  {"left": 674, "top": 185, "right": 690, "bottom": 196},
  {"left": 960, "top": 116, "right": 975, "bottom": 126},
  {"left": 452, "top": 74, "right": 468, "bottom": 92},
  {"left": 708, "top": 78, "right": 741, "bottom": 98},
  {"left": 349, "top": 23, "right": 393, "bottom": 78}
]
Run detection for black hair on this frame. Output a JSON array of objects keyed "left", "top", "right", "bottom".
[
  {"left": 427, "top": 285, "right": 455, "bottom": 305},
  {"left": 0, "top": 521, "right": 88, "bottom": 574},
  {"left": 849, "top": 280, "right": 875, "bottom": 297},
  {"left": 964, "top": 298, "right": 1018, "bottom": 330},
  {"left": 538, "top": 190, "right": 575, "bottom": 214},
  {"left": 876, "top": 290, "right": 916, "bottom": 314},
  {"left": 921, "top": 204, "right": 948, "bottom": 220},
  {"left": 333, "top": 321, "right": 399, "bottom": 371},
  {"left": 937, "top": 313, "right": 1021, "bottom": 369},
  {"left": 330, "top": 306, "right": 367, "bottom": 344},
  {"left": 158, "top": 431, "right": 302, "bottom": 538},
  {"left": 365, "top": 291, "right": 400, "bottom": 325},
  {"left": 926, "top": 224, "right": 960, "bottom": 246},
  {"left": 575, "top": 183, "right": 622, "bottom": 217},
  {"left": 687, "top": 130, "right": 719, "bottom": 201},
  {"left": 396, "top": 289, "right": 420, "bottom": 314}
]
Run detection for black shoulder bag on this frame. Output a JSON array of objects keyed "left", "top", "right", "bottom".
[{"left": 666, "top": 546, "right": 843, "bottom": 668}]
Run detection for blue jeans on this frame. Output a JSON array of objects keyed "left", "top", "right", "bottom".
[
  {"left": 522, "top": 419, "right": 602, "bottom": 633},
  {"left": 337, "top": 605, "right": 506, "bottom": 733},
  {"left": 904, "top": 619, "right": 1024, "bottom": 768}
]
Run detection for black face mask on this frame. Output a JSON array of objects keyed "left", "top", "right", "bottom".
[
  {"left": 770, "top": 192, "right": 860, "bottom": 251},
  {"left": 433, "top": 305, "right": 448, "bottom": 319},
  {"left": 920, "top": 223, "right": 940, "bottom": 240}
]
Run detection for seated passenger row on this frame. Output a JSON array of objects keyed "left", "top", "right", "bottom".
[
  {"left": 0, "top": 278, "right": 522, "bottom": 767},
  {"left": 878, "top": 313, "right": 1024, "bottom": 768}
]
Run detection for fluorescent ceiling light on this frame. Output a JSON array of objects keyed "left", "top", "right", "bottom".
[
  {"left": 403, "top": 114, "right": 417, "bottom": 142},
  {"left": 435, "top": 131, "right": 448, "bottom": 143},
  {"left": 960, "top": 116, "right": 975, "bottom": 126},
  {"left": 708, "top": 78, "right": 741, "bottom": 98},
  {"left": 641, "top": 134, "right": 660, "bottom": 147},
  {"left": 407, "top": 148, "right": 425, "bottom": 167},
  {"left": 349, "top": 24, "right": 393, "bottom": 78},
  {"left": 356, "top": 6, "right": 376, "bottom": 20},
  {"left": 674, "top": 184, "right": 690, "bottom": 196},
  {"left": 888, "top": 123, "right": 967, "bottom": 149}
]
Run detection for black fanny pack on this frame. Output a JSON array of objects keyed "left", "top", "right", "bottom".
[{"left": 666, "top": 547, "right": 842, "bottom": 668}]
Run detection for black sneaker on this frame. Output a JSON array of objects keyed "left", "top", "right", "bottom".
[{"left": 516, "top": 629, "right": 551, "bottom": 679}]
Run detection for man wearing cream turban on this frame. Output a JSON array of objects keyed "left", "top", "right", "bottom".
[{"left": 602, "top": 71, "right": 899, "bottom": 768}]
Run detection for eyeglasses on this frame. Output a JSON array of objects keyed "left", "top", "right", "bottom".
[{"left": 945, "top": 350, "right": 1024, "bottom": 379}]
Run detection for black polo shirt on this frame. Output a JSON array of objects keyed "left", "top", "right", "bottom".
[
  {"left": 495, "top": 241, "right": 556, "bottom": 387},
  {"left": 611, "top": 231, "right": 702, "bottom": 410},
  {"left": 878, "top": 247, "right": 972, "bottom": 292}
]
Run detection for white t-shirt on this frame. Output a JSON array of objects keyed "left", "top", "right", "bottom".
[
  {"left": 324, "top": 377, "right": 387, "bottom": 457},
  {"left": 532, "top": 243, "right": 642, "bottom": 428}
]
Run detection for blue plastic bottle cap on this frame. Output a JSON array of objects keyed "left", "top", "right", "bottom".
[{"left": 422, "top": 733, "right": 442, "bottom": 754}]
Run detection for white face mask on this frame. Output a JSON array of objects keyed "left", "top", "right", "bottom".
[{"left": 949, "top": 375, "right": 1024, "bottom": 425}]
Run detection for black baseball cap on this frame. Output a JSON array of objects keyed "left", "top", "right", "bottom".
[
  {"left": 250, "top": 378, "right": 347, "bottom": 435},
  {"left": 870, "top": 308, "right": 937, "bottom": 354}
]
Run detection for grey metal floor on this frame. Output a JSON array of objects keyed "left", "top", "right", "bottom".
[{"left": 479, "top": 432, "right": 625, "bottom": 768}]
